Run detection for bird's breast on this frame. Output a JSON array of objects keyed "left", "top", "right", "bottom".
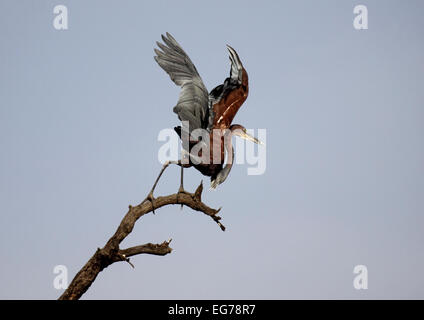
[{"left": 193, "top": 163, "right": 223, "bottom": 178}]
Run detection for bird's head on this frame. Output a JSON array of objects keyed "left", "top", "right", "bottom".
[{"left": 229, "top": 124, "right": 263, "bottom": 145}]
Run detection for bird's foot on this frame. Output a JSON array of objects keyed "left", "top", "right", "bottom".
[
  {"left": 176, "top": 186, "right": 189, "bottom": 210},
  {"left": 143, "top": 191, "right": 156, "bottom": 214}
]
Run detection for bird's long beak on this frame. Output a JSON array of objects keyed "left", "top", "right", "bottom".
[{"left": 238, "top": 131, "right": 263, "bottom": 145}]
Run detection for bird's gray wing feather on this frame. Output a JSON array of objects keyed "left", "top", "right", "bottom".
[{"left": 154, "top": 33, "right": 209, "bottom": 133}]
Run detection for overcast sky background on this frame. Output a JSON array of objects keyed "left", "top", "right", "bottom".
[{"left": 1, "top": 0, "right": 423, "bottom": 299}]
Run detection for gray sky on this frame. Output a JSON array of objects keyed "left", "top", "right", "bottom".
[{"left": 1, "top": 0, "right": 423, "bottom": 299}]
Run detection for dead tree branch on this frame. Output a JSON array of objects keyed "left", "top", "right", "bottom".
[{"left": 58, "top": 181, "right": 224, "bottom": 300}]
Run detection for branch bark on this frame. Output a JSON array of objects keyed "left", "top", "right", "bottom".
[{"left": 58, "top": 181, "right": 224, "bottom": 300}]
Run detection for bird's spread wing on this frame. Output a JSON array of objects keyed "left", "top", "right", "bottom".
[
  {"left": 207, "top": 45, "right": 248, "bottom": 130},
  {"left": 154, "top": 33, "right": 209, "bottom": 133}
]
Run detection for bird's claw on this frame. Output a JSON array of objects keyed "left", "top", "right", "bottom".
[
  {"left": 144, "top": 191, "right": 156, "bottom": 214},
  {"left": 176, "top": 187, "right": 187, "bottom": 210}
]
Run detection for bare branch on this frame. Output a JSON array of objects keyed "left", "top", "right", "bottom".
[
  {"left": 119, "top": 240, "right": 173, "bottom": 258},
  {"left": 58, "top": 181, "right": 224, "bottom": 300}
]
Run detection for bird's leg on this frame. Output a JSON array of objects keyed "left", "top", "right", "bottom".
[
  {"left": 175, "top": 152, "right": 192, "bottom": 208},
  {"left": 143, "top": 160, "right": 174, "bottom": 213},
  {"left": 143, "top": 159, "right": 191, "bottom": 213},
  {"left": 177, "top": 165, "right": 185, "bottom": 209}
]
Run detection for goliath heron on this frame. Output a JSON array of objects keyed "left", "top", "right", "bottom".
[{"left": 145, "top": 33, "right": 261, "bottom": 208}]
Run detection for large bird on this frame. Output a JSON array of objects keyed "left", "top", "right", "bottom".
[{"left": 146, "top": 33, "right": 261, "bottom": 206}]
